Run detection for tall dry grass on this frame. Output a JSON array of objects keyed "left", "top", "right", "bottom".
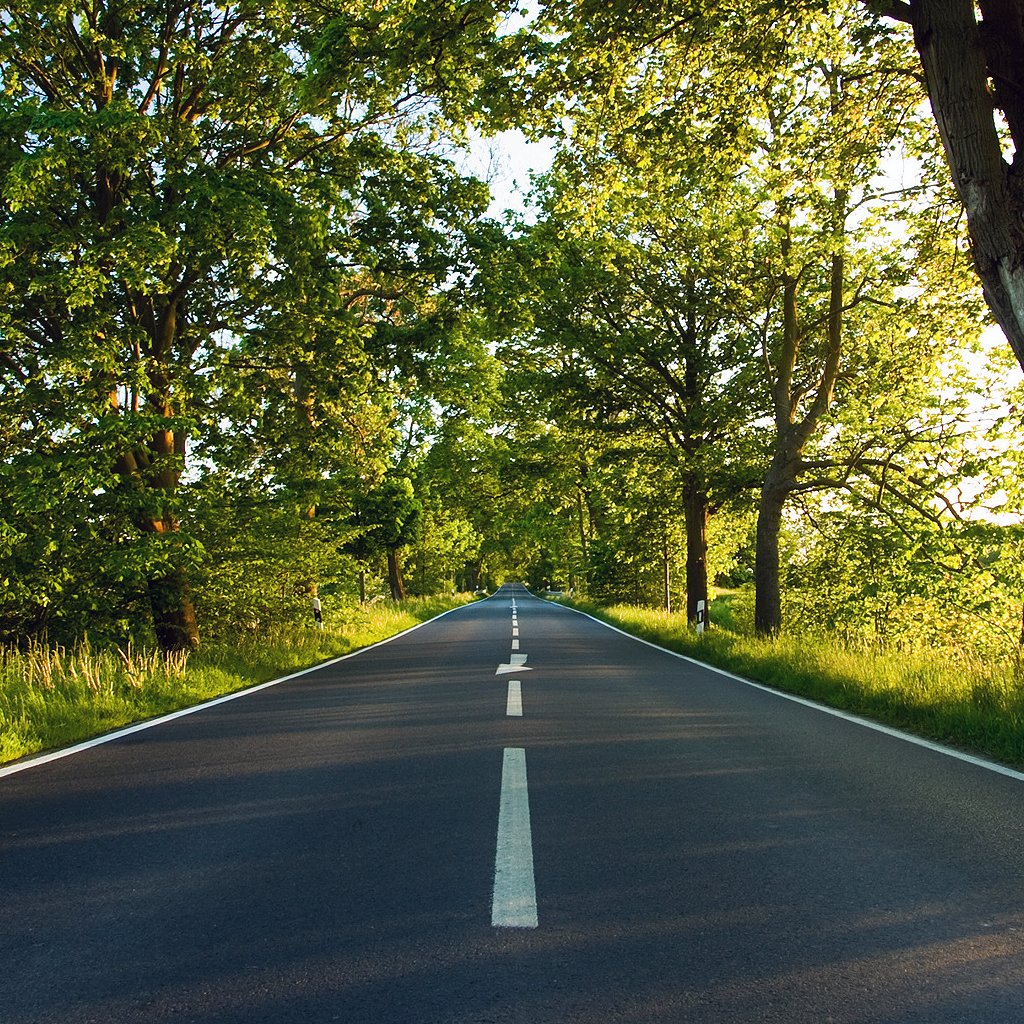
[
  {"left": 555, "top": 594, "right": 1024, "bottom": 769},
  {"left": 0, "top": 593, "right": 477, "bottom": 766}
]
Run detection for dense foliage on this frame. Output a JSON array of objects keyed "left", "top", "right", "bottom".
[
  {"left": 0, "top": 0, "right": 517, "bottom": 647},
  {"left": 1, "top": 0, "right": 1023, "bottom": 674}
]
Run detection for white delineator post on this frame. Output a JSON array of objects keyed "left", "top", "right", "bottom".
[{"left": 696, "top": 599, "right": 706, "bottom": 635}]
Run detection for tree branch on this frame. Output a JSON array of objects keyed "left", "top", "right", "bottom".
[{"left": 863, "top": 0, "right": 913, "bottom": 24}]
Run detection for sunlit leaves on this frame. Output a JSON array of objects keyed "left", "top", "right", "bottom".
[{"left": 0, "top": 0, "right": 513, "bottom": 644}]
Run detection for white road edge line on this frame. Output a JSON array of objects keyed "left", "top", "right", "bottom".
[
  {"left": 492, "top": 747, "right": 538, "bottom": 928},
  {"left": 506, "top": 680, "right": 523, "bottom": 717},
  {"left": 552, "top": 600, "right": 1024, "bottom": 786},
  {"left": 0, "top": 603, "right": 474, "bottom": 781}
]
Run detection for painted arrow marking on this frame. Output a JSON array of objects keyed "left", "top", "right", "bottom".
[{"left": 496, "top": 653, "right": 531, "bottom": 675}]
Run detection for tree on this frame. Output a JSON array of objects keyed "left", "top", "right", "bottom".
[
  {"left": 346, "top": 477, "right": 422, "bottom": 601},
  {"left": 738, "top": 12, "right": 987, "bottom": 633},
  {"left": 867, "top": 0, "right": 1024, "bottom": 374},
  {"left": 0, "top": 0, "right": 514, "bottom": 648},
  {"left": 511, "top": 0, "right": 986, "bottom": 635},
  {"left": 516, "top": 183, "right": 760, "bottom": 620}
]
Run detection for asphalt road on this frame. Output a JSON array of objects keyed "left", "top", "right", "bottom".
[{"left": 3, "top": 582, "right": 1024, "bottom": 1023}]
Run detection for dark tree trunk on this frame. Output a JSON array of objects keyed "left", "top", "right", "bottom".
[
  {"left": 752, "top": 198, "right": 845, "bottom": 636},
  {"left": 663, "top": 535, "right": 672, "bottom": 613},
  {"left": 683, "top": 486, "right": 709, "bottom": 624},
  {"left": 899, "top": 0, "right": 1024, "bottom": 371},
  {"left": 577, "top": 486, "right": 589, "bottom": 565},
  {"left": 387, "top": 547, "right": 406, "bottom": 601},
  {"left": 754, "top": 479, "right": 789, "bottom": 637},
  {"left": 115, "top": 442, "right": 200, "bottom": 652},
  {"left": 754, "top": 214, "right": 802, "bottom": 639},
  {"left": 463, "top": 560, "right": 482, "bottom": 592},
  {"left": 358, "top": 569, "right": 366, "bottom": 604},
  {"left": 111, "top": 311, "right": 201, "bottom": 653},
  {"left": 147, "top": 569, "right": 199, "bottom": 651}
]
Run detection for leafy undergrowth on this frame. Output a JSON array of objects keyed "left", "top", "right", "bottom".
[
  {"left": 0, "top": 594, "right": 477, "bottom": 766},
  {"left": 553, "top": 593, "right": 1024, "bottom": 770}
]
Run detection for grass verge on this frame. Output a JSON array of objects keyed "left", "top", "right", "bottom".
[
  {"left": 553, "top": 593, "right": 1024, "bottom": 770},
  {"left": 0, "top": 593, "right": 477, "bottom": 767}
]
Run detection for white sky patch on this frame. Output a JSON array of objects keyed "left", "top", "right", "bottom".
[{"left": 462, "top": 128, "right": 555, "bottom": 220}]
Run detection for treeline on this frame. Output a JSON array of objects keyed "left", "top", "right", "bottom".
[
  {"left": 484, "top": 3, "right": 1024, "bottom": 660},
  {"left": 0, "top": 1, "right": 516, "bottom": 649},
  {"left": 2, "top": 1, "right": 1024, "bottom": 664}
]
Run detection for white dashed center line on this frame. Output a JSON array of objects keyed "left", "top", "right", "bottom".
[
  {"left": 506, "top": 679, "right": 523, "bottom": 717},
  {"left": 492, "top": 747, "right": 538, "bottom": 928}
]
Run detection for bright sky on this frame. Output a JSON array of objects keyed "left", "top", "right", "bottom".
[{"left": 463, "top": 128, "right": 556, "bottom": 220}]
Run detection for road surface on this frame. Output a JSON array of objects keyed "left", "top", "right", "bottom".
[{"left": 2, "top": 583, "right": 1024, "bottom": 1022}]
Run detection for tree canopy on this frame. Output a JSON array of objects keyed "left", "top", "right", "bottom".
[{"left": 1, "top": 0, "right": 1022, "bottom": 663}]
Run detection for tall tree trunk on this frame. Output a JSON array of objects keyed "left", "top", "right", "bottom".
[
  {"left": 755, "top": 211, "right": 803, "bottom": 638},
  {"left": 387, "top": 547, "right": 406, "bottom": 601},
  {"left": 136, "top": 511, "right": 200, "bottom": 651},
  {"left": 663, "top": 534, "right": 672, "bottom": 613},
  {"left": 148, "top": 568, "right": 200, "bottom": 651},
  {"left": 900, "top": 0, "right": 1024, "bottom": 373},
  {"left": 112, "top": 361, "right": 200, "bottom": 652},
  {"left": 464, "top": 560, "right": 482, "bottom": 592},
  {"left": 753, "top": 197, "right": 846, "bottom": 636},
  {"left": 754, "top": 472, "right": 790, "bottom": 637},
  {"left": 577, "top": 487, "right": 589, "bottom": 564},
  {"left": 683, "top": 485, "right": 709, "bottom": 624},
  {"left": 358, "top": 568, "right": 366, "bottom": 605}
]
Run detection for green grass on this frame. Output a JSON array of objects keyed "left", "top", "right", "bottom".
[
  {"left": 13, "top": 588, "right": 1022, "bottom": 773},
  {"left": 0, "top": 593, "right": 477, "bottom": 766},
  {"left": 553, "top": 592, "right": 1024, "bottom": 770}
]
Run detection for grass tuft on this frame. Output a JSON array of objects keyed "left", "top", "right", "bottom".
[
  {"left": 0, "top": 593, "right": 477, "bottom": 766},
  {"left": 553, "top": 593, "right": 1024, "bottom": 770}
]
